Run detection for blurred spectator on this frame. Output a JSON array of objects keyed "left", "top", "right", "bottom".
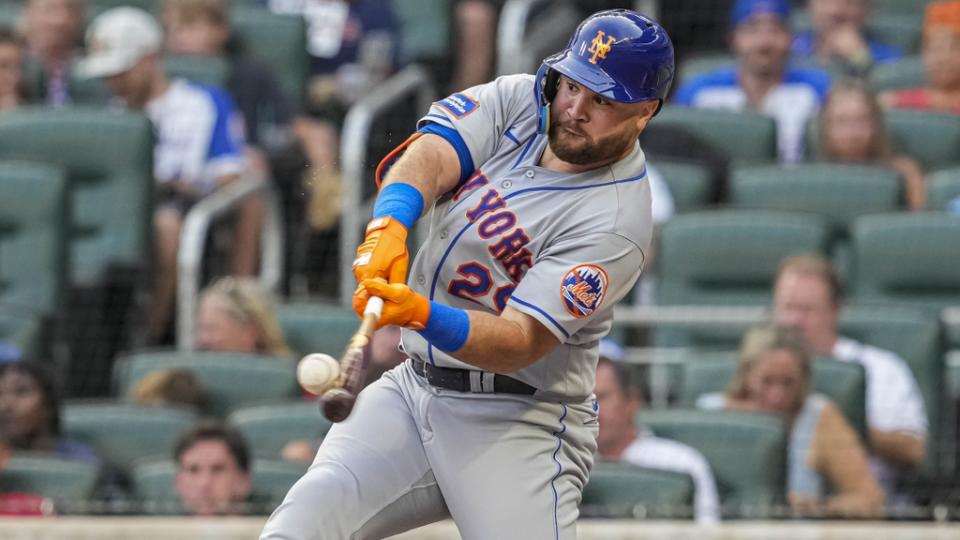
[
  {"left": 819, "top": 80, "right": 926, "bottom": 209},
  {"left": 0, "top": 425, "right": 51, "bottom": 516},
  {"left": 129, "top": 369, "right": 209, "bottom": 412},
  {"left": 452, "top": 0, "right": 500, "bottom": 91},
  {"left": 262, "top": 0, "right": 400, "bottom": 239},
  {"left": 197, "top": 277, "right": 293, "bottom": 358},
  {"left": 772, "top": 254, "right": 927, "bottom": 499},
  {"left": 673, "top": 0, "right": 831, "bottom": 163},
  {"left": 792, "top": 0, "right": 902, "bottom": 76},
  {"left": 19, "top": 0, "right": 86, "bottom": 105},
  {"left": 0, "top": 361, "right": 96, "bottom": 461},
  {"left": 880, "top": 0, "right": 960, "bottom": 115},
  {"left": 0, "top": 26, "right": 26, "bottom": 110},
  {"left": 281, "top": 438, "right": 318, "bottom": 465},
  {"left": 76, "top": 7, "right": 255, "bottom": 344},
  {"left": 697, "top": 323, "right": 885, "bottom": 517},
  {"left": 173, "top": 421, "right": 252, "bottom": 516},
  {"left": 161, "top": 0, "right": 346, "bottom": 248},
  {"left": 595, "top": 340, "right": 720, "bottom": 523}
]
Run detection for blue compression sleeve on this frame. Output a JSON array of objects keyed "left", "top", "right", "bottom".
[
  {"left": 418, "top": 302, "right": 470, "bottom": 352},
  {"left": 373, "top": 182, "right": 424, "bottom": 229}
]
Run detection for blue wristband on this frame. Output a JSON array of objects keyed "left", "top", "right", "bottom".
[
  {"left": 373, "top": 182, "right": 424, "bottom": 230},
  {"left": 417, "top": 302, "right": 470, "bottom": 352}
]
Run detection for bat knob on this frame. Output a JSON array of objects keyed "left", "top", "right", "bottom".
[{"left": 320, "top": 388, "right": 356, "bottom": 423}]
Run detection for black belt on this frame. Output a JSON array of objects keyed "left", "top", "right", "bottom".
[{"left": 410, "top": 358, "right": 536, "bottom": 395}]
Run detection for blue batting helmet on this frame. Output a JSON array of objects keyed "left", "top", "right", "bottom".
[{"left": 535, "top": 9, "right": 675, "bottom": 133}]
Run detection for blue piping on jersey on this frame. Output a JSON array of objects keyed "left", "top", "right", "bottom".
[
  {"left": 550, "top": 403, "right": 568, "bottom": 540},
  {"left": 511, "top": 136, "right": 537, "bottom": 170},
  {"left": 425, "top": 169, "right": 648, "bottom": 364},
  {"left": 504, "top": 128, "right": 521, "bottom": 145},
  {"left": 510, "top": 295, "right": 570, "bottom": 339},
  {"left": 418, "top": 122, "right": 474, "bottom": 184}
]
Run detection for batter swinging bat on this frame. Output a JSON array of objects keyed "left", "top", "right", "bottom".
[{"left": 319, "top": 296, "right": 383, "bottom": 422}]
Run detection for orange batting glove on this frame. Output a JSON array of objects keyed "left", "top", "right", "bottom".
[
  {"left": 353, "top": 217, "right": 409, "bottom": 284},
  {"left": 354, "top": 278, "right": 430, "bottom": 330}
]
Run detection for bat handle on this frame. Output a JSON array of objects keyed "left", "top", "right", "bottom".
[
  {"left": 365, "top": 296, "right": 384, "bottom": 318},
  {"left": 352, "top": 296, "right": 383, "bottom": 346}
]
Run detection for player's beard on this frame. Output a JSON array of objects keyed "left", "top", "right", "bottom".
[{"left": 547, "top": 120, "right": 638, "bottom": 166}]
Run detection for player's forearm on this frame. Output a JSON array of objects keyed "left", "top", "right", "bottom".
[
  {"left": 869, "top": 428, "right": 926, "bottom": 466},
  {"left": 449, "top": 310, "right": 557, "bottom": 373}
]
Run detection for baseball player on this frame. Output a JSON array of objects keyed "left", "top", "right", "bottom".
[{"left": 261, "top": 10, "right": 674, "bottom": 539}]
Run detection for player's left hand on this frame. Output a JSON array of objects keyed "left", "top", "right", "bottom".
[{"left": 354, "top": 278, "right": 430, "bottom": 330}]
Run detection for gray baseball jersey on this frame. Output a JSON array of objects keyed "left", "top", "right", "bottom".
[
  {"left": 403, "top": 73, "right": 652, "bottom": 401},
  {"left": 261, "top": 74, "right": 652, "bottom": 540}
]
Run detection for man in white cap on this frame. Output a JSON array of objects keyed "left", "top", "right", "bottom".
[{"left": 77, "top": 7, "right": 252, "bottom": 343}]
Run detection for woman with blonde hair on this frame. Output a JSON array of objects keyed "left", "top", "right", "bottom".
[
  {"left": 196, "top": 277, "right": 292, "bottom": 358},
  {"left": 819, "top": 80, "right": 926, "bottom": 209},
  {"left": 697, "top": 323, "right": 885, "bottom": 517}
]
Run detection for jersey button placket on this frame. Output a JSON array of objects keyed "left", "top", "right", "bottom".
[
  {"left": 524, "top": 170, "right": 535, "bottom": 179},
  {"left": 417, "top": 275, "right": 426, "bottom": 286}
]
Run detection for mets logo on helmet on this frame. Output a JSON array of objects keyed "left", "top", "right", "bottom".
[
  {"left": 586, "top": 30, "right": 616, "bottom": 64},
  {"left": 560, "top": 264, "right": 608, "bottom": 318}
]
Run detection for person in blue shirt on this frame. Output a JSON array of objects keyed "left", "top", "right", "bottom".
[
  {"left": 673, "top": 0, "right": 831, "bottom": 163},
  {"left": 792, "top": 0, "right": 902, "bottom": 76}
]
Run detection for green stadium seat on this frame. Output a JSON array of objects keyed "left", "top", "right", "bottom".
[
  {"left": 870, "top": 56, "right": 925, "bottom": 92},
  {"left": 276, "top": 303, "right": 361, "bottom": 358},
  {"left": 113, "top": 351, "right": 299, "bottom": 417},
  {"left": 656, "top": 210, "right": 831, "bottom": 306},
  {"left": 639, "top": 409, "right": 787, "bottom": 518},
  {"left": 730, "top": 164, "right": 902, "bottom": 233},
  {"left": 62, "top": 402, "right": 197, "bottom": 477},
  {"left": 130, "top": 459, "right": 183, "bottom": 514},
  {"left": 679, "top": 352, "right": 868, "bottom": 444},
  {"left": 677, "top": 54, "right": 734, "bottom": 87},
  {"left": 926, "top": 167, "right": 960, "bottom": 211},
  {"left": 851, "top": 213, "right": 960, "bottom": 310},
  {"left": 389, "top": 0, "right": 450, "bottom": 64},
  {"left": 0, "top": 454, "right": 100, "bottom": 503},
  {"left": 581, "top": 461, "right": 694, "bottom": 519},
  {"left": 164, "top": 55, "right": 231, "bottom": 87},
  {"left": 0, "top": 160, "right": 68, "bottom": 355},
  {"left": 653, "top": 161, "right": 713, "bottom": 213},
  {"left": 885, "top": 110, "right": 960, "bottom": 171},
  {"left": 0, "top": 107, "right": 154, "bottom": 285},
  {"left": 230, "top": 7, "right": 308, "bottom": 107},
  {"left": 791, "top": 9, "right": 921, "bottom": 55},
  {"left": 228, "top": 401, "right": 331, "bottom": 459},
  {"left": 655, "top": 107, "right": 778, "bottom": 164}
]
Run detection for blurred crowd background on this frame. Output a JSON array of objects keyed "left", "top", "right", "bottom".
[{"left": 0, "top": 0, "right": 959, "bottom": 524}]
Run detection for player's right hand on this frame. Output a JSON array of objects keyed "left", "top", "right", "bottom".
[{"left": 353, "top": 217, "right": 409, "bottom": 284}]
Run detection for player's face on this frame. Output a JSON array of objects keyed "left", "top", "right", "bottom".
[
  {"left": 732, "top": 14, "right": 792, "bottom": 77},
  {"left": 594, "top": 361, "right": 638, "bottom": 458},
  {"left": 823, "top": 88, "right": 876, "bottom": 161},
  {"left": 923, "top": 29, "right": 960, "bottom": 91},
  {"left": 197, "top": 294, "right": 261, "bottom": 354},
  {"left": 746, "top": 348, "right": 807, "bottom": 417},
  {"left": 810, "top": 0, "right": 868, "bottom": 32},
  {"left": 548, "top": 76, "right": 656, "bottom": 167},
  {"left": 772, "top": 270, "right": 839, "bottom": 355},
  {"left": 175, "top": 440, "right": 251, "bottom": 516}
]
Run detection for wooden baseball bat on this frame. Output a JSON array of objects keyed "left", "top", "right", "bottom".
[{"left": 319, "top": 296, "right": 383, "bottom": 422}]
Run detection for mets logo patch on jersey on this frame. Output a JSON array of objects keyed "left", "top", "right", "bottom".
[
  {"left": 560, "top": 264, "right": 608, "bottom": 318},
  {"left": 437, "top": 93, "right": 479, "bottom": 118}
]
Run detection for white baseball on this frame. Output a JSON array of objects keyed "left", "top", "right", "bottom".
[{"left": 297, "top": 353, "right": 341, "bottom": 395}]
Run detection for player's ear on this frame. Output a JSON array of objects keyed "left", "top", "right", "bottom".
[{"left": 632, "top": 100, "right": 659, "bottom": 132}]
